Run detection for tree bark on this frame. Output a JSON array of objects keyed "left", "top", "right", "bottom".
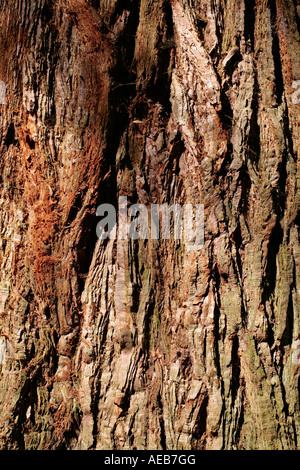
[{"left": 0, "top": 0, "right": 299, "bottom": 450}]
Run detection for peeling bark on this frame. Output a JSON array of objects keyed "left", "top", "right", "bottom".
[{"left": 0, "top": 0, "right": 299, "bottom": 450}]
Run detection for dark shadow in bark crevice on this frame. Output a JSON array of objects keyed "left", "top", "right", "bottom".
[{"left": 269, "top": 0, "right": 284, "bottom": 105}]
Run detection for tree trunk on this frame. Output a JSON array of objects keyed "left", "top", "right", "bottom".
[{"left": 0, "top": 0, "right": 299, "bottom": 450}]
